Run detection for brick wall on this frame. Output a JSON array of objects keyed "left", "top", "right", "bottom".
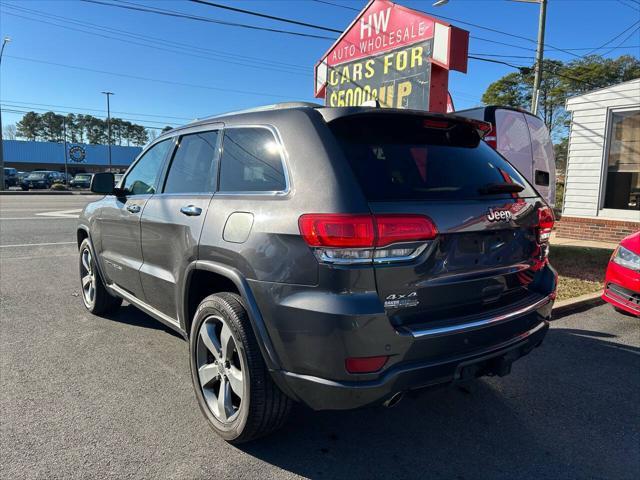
[{"left": 556, "top": 216, "right": 640, "bottom": 243}]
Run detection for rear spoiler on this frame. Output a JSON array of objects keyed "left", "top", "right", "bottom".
[{"left": 318, "top": 107, "right": 493, "bottom": 139}]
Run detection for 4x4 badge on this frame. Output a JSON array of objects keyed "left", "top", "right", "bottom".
[
  {"left": 384, "top": 292, "right": 419, "bottom": 309},
  {"left": 487, "top": 208, "right": 512, "bottom": 222}
]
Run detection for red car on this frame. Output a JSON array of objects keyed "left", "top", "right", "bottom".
[{"left": 602, "top": 231, "right": 640, "bottom": 316}]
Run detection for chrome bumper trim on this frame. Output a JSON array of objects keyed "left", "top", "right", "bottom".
[{"left": 404, "top": 295, "right": 553, "bottom": 339}]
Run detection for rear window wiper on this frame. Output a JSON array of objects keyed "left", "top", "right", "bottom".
[{"left": 478, "top": 182, "right": 524, "bottom": 195}]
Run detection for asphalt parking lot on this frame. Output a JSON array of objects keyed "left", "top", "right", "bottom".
[{"left": 1, "top": 194, "right": 639, "bottom": 480}]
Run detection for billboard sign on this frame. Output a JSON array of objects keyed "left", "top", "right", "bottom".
[{"left": 315, "top": 0, "right": 469, "bottom": 113}]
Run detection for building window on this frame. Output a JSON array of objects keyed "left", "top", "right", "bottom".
[{"left": 603, "top": 110, "right": 640, "bottom": 211}]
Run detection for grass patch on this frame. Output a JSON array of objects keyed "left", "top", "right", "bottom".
[{"left": 549, "top": 245, "right": 614, "bottom": 301}]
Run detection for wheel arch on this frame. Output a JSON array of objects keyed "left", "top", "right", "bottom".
[{"left": 181, "top": 261, "right": 282, "bottom": 371}]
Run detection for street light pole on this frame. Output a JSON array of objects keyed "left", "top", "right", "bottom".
[
  {"left": 101, "top": 91, "right": 114, "bottom": 172},
  {"left": 531, "top": 0, "right": 547, "bottom": 115},
  {"left": 0, "top": 36, "right": 12, "bottom": 191}
]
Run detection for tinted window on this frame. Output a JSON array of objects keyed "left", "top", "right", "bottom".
[
  {"left": 330, "top": 114, "right": 537, "bottom": 201},
  {"left": 123, "top": 139, "right": 171, "bottom": 195},
  {"left": 218, "top": 128, "right": 286, "bottom": 192},
  {"left": 164, "top": 131, "right": 219, "bottom": 194},
  {"left": 495, "top": 109, "right": 532, "bottom": 176},
  {"left": 524, "top": 114, "right": 554, "bottom": 185}
]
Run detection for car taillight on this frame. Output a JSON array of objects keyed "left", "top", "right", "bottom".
[
  {"left": 298, "top": 214, "right": 374, "bottom": 248},
  {"left": 537, "top": 205, "right": 554, "bottom": 243},
  {"left": 483, "top": 125, "right": 497, "bottom": 149},
  {"left": 298, "top": 214, "right": 438, "bottom": 264},
  {"left": 345, "top": 355, "right": 389, "bottom": 374}
]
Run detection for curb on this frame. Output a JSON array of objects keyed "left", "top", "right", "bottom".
[
  {"left": 0, "top": 190, "right": 95, "bottom": 196},
  {"left": 552, "top": 291, "right": 604, "bottom": 318}
]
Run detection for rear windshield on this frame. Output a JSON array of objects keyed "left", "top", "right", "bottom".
[
  {"left": 330, "top": 114, "right": 538, "bottom": 201},
  {"left": 75, "top": 175, "right": 91, "bottom": 180},
  {"left": 28, "top": 173, "right": 46, "bottom": 179}
]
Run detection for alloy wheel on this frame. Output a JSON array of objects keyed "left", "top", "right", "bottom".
[
  {"left": 196, "top": 315, "right": 245, "bottom": 423},
  {"left": 80, "top": 247, "right": 96, "bottom": 307}
]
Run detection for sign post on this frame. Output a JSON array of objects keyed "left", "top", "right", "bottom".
[{"left": 314, "top": 0, "right": 469, "bottom": 113}]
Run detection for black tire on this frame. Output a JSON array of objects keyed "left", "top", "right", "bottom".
[
  {"left": 79, "top": 238, "right": 122, "bottom": 315},
  {"left": 189, "top": 292, "right": 291, "bottom": 444}
]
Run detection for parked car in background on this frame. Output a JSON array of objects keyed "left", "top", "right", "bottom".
[
  {"left": 3, "top": 167, "right": 18, "bottom": 188},
  {"left": 114, "top": 173, "right": 124, "bottom": 186},
  {"left": 78, "top": 103, "right": 557, "bottom": 443},
  {"left": 21, "top": 171, "right": 56, "bottom": 190},
  {"left": 16, "top": 171, "right": 28, "bottom": 184},
  {"left": 602, "top": 231, "right": 640, "bottom": 316},
  {"left": 457, "top": 106, "right": 556, "bottom": 207},
  {"left": 70, "top": 173, "right": 94, "bottom": 189}
]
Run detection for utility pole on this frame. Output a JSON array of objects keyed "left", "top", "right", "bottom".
[
  {"left": 0, "top": 36, "right": 12, "bottom": 191},
  {"left": 101, "top": 91, "right": 114, "bottom": 172},
  {"left": 531, "top": 0, "right": 547, "bottom": 115},
  {"left": 62, "top": 117, "right": 69, "bottom": 185}
]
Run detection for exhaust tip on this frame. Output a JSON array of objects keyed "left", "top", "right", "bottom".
[{"left": 383, "top": 392, "right": 404, "bottom": 408}]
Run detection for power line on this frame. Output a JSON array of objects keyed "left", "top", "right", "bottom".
[
  {"left": 310, "top": 0, "right": 359, "bottom": 12},
  {"left": 0, "top": 7, "right": 311, "bottom": 76},
  {"left": 582, "top": 20, "right": 640, "bottom": 56},
  {"left": 600, "top": 24, "right": 640, "bottom": 57},
  {"left": 1, "top": 103, "right": 177, "bottom": 126},
  {"left": 78, "top": 0, "right": 334, "bottom": 40},
  {"left": 616, "top": 0, "right": 640, "bottom": 13},
  {"left": 2, "top": 2, "right": 309, "bottom": 72},
  {"left": 1, "top": 107, "right": 170, "bottom": 130},
  {"left": 468, "top": 55, "right": 599, "bottom": 88},
  {"left": 189, "top": 0, "right": 343, "bottom": 33},
  {"left": 1, "top": 99, "right": 193, "bottom": 121},
  {"left": 470, "top": 52, "right": 535, "bottom": 59},
  {"left": 4, "top": 54, "right": 295, "bottom": 99}
]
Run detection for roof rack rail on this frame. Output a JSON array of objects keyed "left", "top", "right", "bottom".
[{"left": 198, "top": 102, "right": 323, "bottom": 122}]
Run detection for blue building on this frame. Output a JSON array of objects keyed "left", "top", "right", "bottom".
[{"left": 3, "top": 139, "right": 142, "bottom": 174}]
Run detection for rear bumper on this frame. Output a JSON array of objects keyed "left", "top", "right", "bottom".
[{"left": 273, "top": 319, "right": 548, "bottom": 410}]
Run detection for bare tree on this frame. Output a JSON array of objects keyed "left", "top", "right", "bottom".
[{"left": 3, "top": 124, "right": 17, "bottom": 140}]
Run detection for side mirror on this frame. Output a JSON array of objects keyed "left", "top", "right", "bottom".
[{"left": 90, "top": 172, "right": 115, "bottom": 194}]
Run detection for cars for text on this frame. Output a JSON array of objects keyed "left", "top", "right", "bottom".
[{"left": 78, "top": 103, "right": 557, "bottom": 443}]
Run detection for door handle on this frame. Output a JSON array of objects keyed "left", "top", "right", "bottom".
[
  {"left": 180, "top": 205, "right": 202, "bottom": 216},
  {"left": 126, "top": 204, "right": 141, "bottom": 214}
]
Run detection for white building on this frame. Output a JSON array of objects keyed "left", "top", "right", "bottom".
[{"left": 558, "top": 78, "right": 640, "bottom": 243}]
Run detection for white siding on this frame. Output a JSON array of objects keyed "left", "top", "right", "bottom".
[{"left": 562, "top": 79, "right": 640, "bottom": 218}]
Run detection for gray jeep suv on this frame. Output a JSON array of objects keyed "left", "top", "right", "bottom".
[{"left": 78, "top": 103, "right": 557, "bottom": 443}]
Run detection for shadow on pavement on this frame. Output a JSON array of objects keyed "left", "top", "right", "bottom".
[
  {"left": 241, "top": 326, "right": 640, "bottom": 480},
  {"left": 101, "top": 304, "right": 183, "bottom": 339}
]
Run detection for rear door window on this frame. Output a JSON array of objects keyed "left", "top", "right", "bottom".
[
  {"left": 329, "top": 114, "right": 537, "bottom": 201},
  {"left": 163, "top": 131, "right": 219, "bottom": 194},
  {"left": 218, "top": 127, "right": 286, "bottom": 192},
  {"left": 495, "top": 109, "right": 533, "bottom": 177},
  {"left": 524, "top": 114, "right": 554, "bottom": 184}
]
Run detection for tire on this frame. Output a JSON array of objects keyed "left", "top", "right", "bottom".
[
  {"left": 79, "top": 238, "right": 122, "bottom": 315},
  {"left": 189, "top": 293, "right": 291, "bottom": 444}
]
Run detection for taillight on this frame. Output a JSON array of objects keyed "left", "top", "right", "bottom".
[
  {"left": 345, "top": 355, "right": 389, "bottom": 374},
  {"left": 375, "top": 215, "right": 438, "bottom": 246},
  {"left": 298, "top": 214, "right": 438, "bottom": 264},
  {"left": 483, "top": 125, "right": 497, "bottom": 149},
  {"left": 537, "top": 205, "right": 554, "bottom": 243},
  {"left": 298, "top": 214, "right": 374, "bottom": 248}
]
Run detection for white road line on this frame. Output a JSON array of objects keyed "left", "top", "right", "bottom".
[
  {"left": 0, "top": 217, "right": 79, "bottom": 220},
  {"left": 0, "top": 241, "right": 76, "bottom": 248},
  {"left": 36, "top": 208, "right": 82, "bottom": 218}
]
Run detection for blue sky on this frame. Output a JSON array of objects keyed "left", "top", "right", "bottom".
[{"left": 1, "top": 0, "right": 639, "bottom": 133}]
